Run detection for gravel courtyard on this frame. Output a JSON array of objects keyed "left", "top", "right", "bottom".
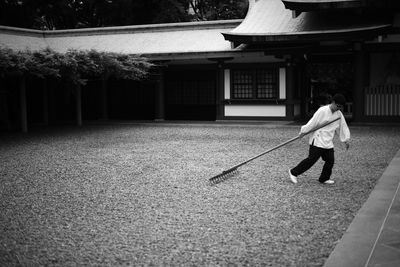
[{"left": 1, "top": 123, "right": 399, "bottom": 266}]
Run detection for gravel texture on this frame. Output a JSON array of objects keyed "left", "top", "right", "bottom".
[{"left": 1, "top": 123, "right": 399, "bottom": 266}]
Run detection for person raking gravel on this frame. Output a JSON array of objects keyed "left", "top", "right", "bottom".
[{"left": 289, "top": 93, "right": 350, "bottom": 185}]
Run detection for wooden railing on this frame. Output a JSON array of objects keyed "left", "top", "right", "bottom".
[{"left": 365, "top": 84, "right": 400, "bottom": 116}]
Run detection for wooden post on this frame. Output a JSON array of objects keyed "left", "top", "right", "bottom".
[
  {"left": 42, "top": 79, "right": 49, "bottom": 126},
  {"left": 154, "top": 69, "right": 165, "bottom": 121},
  {"left": 285, "top": 59, "right": 295, "bottom": 120},
  {"left": 19, "top": 75, "right": 28, "bottom": 133},
  {"left": 75, "top": 85, "right": 82, "bottom": 126},
  {"left": 101, "top": 77, "right": 108, "bottom": 120},
  {"left": 216, "top": 64, "right": 225, "bottom": 120},
  {"left": 0, "top": 90, "right": 10, "bottom": 130},
  {"left": 353, "top": 43, "right": 367, "bottom": 122},
  {"left": 299, "top": 61, "right": 309, "bottom": 120}
]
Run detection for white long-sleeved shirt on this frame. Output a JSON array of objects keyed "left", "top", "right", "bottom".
[{"left": 300, "top": 105, "right": 350, "bottom": 149}]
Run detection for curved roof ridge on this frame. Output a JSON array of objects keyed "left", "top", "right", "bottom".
[
  {"left": 232, "top": 0, "right": 293, "bottom": 34},
  {"left": 223, "top": 0, "right": 392, "bottom": 43}
]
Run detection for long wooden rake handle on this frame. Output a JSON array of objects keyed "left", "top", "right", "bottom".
[{"left": 209, "top": 117, "right": 341, "bottom": 184}]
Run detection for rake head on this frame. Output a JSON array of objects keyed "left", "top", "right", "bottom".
[{"left": 209, "top": 168, "right": 238, "bottom": 185}]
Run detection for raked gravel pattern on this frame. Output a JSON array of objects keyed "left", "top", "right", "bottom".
[{"left": 1, "top": 123, "right": 400, "bottom": 266}]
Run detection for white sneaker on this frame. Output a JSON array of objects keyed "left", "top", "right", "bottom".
[
  {"left": 323, "top": 180, "right": 335, "bottom": 185},
  {"left": 289, "top": 170, "right": 297, "bottom": 184}
]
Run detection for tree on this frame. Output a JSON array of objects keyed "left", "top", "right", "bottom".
[
  {"left": 0, "top": 0, "right": 248, "bottom": 30},
  {"left": 188, "top": 0, "right": 248, "bottom": 21},
  {"left": 0, "top": 0, "right": 37, "bottom": 29},
  {"left": 0, "top": 46, "right": 61, "bottom": 78}
]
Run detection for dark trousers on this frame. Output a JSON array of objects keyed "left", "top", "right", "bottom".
[{"left": 290, "top": 144, "right": 335, "bottom": 183}]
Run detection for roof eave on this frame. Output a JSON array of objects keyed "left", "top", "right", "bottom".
[
  {"left": 222, "top": 24, "right": 392, "bottom": 44},
  {"left": 282, "top": 0, "right": 364, "bottom": 11},
  {"left": 144, "top": 49, "right": 263, "bottom": 61},
  {"left": 281, "top": 0, "right": 399, "bottom": 12}
]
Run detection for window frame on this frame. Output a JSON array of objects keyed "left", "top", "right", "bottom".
[{"left": 230, "top": 66, "right": 280, "bottom": 101}]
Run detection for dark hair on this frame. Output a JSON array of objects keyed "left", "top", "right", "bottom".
[{"left": 332, "top": 94, "right": 346, "bottom": 106}]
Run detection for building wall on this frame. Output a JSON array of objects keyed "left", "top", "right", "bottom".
[
  {"left": 163, "top": 54, "right": 293, "bottom": 121},
  {"left": 225, "top": 105, "right": 286, "bottom": 117},
  {"left": 222, "top": 67, "right": 288, "bottom": 118}
]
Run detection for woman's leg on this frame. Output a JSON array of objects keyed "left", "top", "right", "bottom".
[
  {"left": 319, "top": 148, "right": 335, "bottom": 183},
  {"left": 291, "top": 145, "right": 321, "bottom": 177}
]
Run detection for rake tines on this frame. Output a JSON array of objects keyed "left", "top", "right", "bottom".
[{"left": 209, "top": 167, "right": 238, "bottom": 185}]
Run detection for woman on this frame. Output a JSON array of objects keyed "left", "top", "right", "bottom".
[{"left": 289, "top": 93, "right": 350, "bottom": 185}]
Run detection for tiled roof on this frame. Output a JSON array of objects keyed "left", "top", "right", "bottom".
[
  {"left": 282, "top": 0, "right": 364, "bottom": 10},
  {"left": 223, "top": 0, "right": 392, "bottom": 43},
  {"left": 281, "top": 0, "right": 399, "bottom": 10},
  {"left": 0, "top": 27, "right": 47, "bottom": 51},
  {"left": 0, "top": 20, "right": 241, "bottom": 57}
]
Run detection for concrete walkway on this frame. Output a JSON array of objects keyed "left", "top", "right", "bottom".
[{"left": 324, "top": 149, "right": 400, "bottom": 267}]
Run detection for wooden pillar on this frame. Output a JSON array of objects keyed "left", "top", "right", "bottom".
[
  {"left": 285, "top": 60, "right": 295, "bottom": 120},
  {"left": 216, "top": 64, "right": 225, "bottom": 120},
  {"left": 154, "top": 70, "right": 165, "bottom": 121},
  {"left": 0, "top": 90, "right": 10, "bottom": 130},
  {"left": 299, "top": 61, "right": 309, "bottom": 120},
  {"left": 101, "top": 78, "right": 108, "bottom": 120},
  {"left": 42, "top": 79, "right": 49, "bottom": 126},
  {"left": 19, "top": 75, "right": 28, "bottom": 133},
  {"left": 353, "top": 43, "right": 367, "bottom": 122},
  {"left": 75, "top": 85, "right": 82, "bottom": 126}
]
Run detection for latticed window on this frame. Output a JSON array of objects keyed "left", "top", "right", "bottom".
[
  {"left": 232, "top": 70, "right": 253, "bottom": 99},
  {"left": 232, "top": 68, "right": 278, "bottom": 99}
]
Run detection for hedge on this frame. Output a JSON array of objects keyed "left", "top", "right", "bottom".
[{"left": 0, "top": 46, "right": 154, "bottom": 85}]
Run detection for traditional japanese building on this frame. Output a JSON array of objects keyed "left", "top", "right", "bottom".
[{"left": 1, "top": 0, "right": 400, "bottom": 131}]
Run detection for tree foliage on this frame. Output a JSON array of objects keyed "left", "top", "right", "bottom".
[
  {"left": 0, "top": 47, "right": 61, "bottom": 78},
  {"left": 0, "top": 0, "right": 248, "bottom": 30},
  {"left": 189, "top": 0, "right": 248, "bottom": 21},
  {"left": 0, "top": 47, "right": 154, "bottom": 85}
]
